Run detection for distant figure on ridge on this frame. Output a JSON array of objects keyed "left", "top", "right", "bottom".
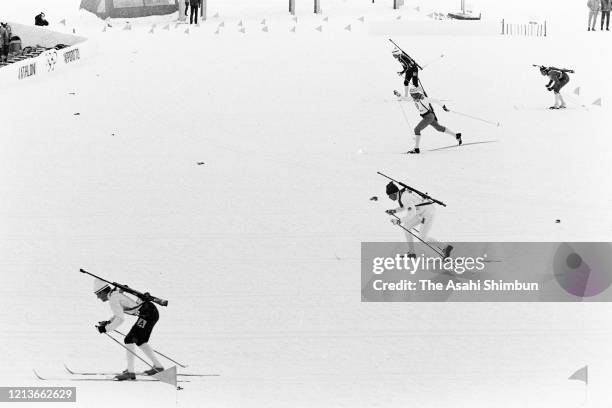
[{"left": 35, "top": 12, "right": 49, "bottom": 27}]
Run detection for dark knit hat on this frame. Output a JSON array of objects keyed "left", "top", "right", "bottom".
[{"left": 386, "top": 182, "right": 399, "bottom": 195}]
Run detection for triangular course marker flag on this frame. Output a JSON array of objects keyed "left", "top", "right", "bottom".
[
  {"left": 358, "top": 16, "right": 365, "bottom": 22},
  {"left": 149, "top": 28, "right": 154, "bottom": 34},
  {"left": 184, "top": 28, "right": 190, "bottom": 34},
  {"left": 574, "top": 87, "right": 580, "bottom": 96},
  {"left": 344, "top": 24, "right": 351, "bottom": 31},
  {"left": 568, "top": 365, "right": 588, "bottom": 384},
  {"left": 60, "top": 19, "right": 66, "bottom": 25},
  {"left": 315, "top": 25, "right": 322, "bottom": 32},
  {"left": 238, "top": 20, "right": 243, "bottom": 27},
  {"left": 215, "top": 29, "right": 220, "bottom": 34},
  {"left": 219, "top": 21, "right": 225, "bottom": 28},
  {"left": 396, "top": 15, "right": 402, "bottom": 20},
  {"left": 213, "top": 12, "right": 219, "bottom": 18},
  {"left": 592, "top": 98, "right": 602, "bottom": 106},
  {"left": 153, "top": 366, "right": 177, "bottom": 387},
  {"left": 163, "top": 24, "right": 170, "bottom": 30},
  {"left": 415, "top": 6, "right": 421, "bottom": 12},
  {"left": 239, "top": 27, "right": 246, "bottom": 33},
  {"left": 261, "top": 18, "right": 266, "bottom": 25},
  {"left": 290, "top": 26, "right": 296, "bottom": 32},
  {"left": 323, "top": 16, "right": 328, "bottom": 22},
  {"left": 262, "top": 26, "right": 269, "bottom": 32}
]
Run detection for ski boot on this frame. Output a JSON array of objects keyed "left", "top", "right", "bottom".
[
  {"left": 114, "top": 370, "right": 136, "bottom": 381},
  {"left": 407, "top": 148, "right": 420, "bottom": 154},
  {"left": 456, "top": 133, "right": 462, "bottom": 145},
  {"left": 143, "top": 366, "right": 165, "bottom": 376}
]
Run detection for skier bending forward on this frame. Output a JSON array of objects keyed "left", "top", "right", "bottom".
[
  {"left": 396, "top": 86, "right": 462, "bottom": 154},
  {"left": 385, "top": 181, "right": 453, "bottom": 258},
  {"left": 94, "top": 279, "right": 164, "bottom": 381},
  {"left": 540, "top": 66, "right": 571, "bottom": 109}
]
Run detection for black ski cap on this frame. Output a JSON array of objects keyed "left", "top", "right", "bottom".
[{"left": 386, "top": 182, "right": 399, "bottom": 195}]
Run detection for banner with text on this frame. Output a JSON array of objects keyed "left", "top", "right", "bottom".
[{"left": 361, "top": 242, "right": 612, "bottom": 302}]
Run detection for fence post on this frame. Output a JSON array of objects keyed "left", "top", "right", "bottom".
[
  {"left": 314, "top": 0, "right": 321, "bottom": 13},
  {"left": 289, "top": 0, "right": 295, "bottom": 14},
  {"left": 501, "top": 18, "right": 504, "bottom": 35},
  {"left": 544, "top": 20, "right": 547, "bottom": 36}
]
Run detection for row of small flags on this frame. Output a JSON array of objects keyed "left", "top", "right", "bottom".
[
  {"left": 574, "top": 86, "right": 603, "bottom": 107},
  {"left": 99, "top": 15, "right": 366, "bottom": 34}
]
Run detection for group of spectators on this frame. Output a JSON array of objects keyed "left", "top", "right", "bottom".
[
  {"left": 0, "top": 12, "right": 49, "bottom": 65},
  {"left": 183, "top": 0, "right": 202, "bottom": 25},
  {"left": 588, "top": 0, "right": 611, "bottom": 31}
]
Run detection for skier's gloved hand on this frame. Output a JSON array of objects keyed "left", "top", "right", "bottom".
[
  {"left": 390, "top": 218, "right": 401, "bottom": 226},
  {"left": 442, "top": 105, "right": 450, "bottom": 112},
  {"left": 385, "top": 209, "right": 396, "bottom": 215},
  {"left": 96, "top": 320, "right": 110, "bottom": 334}
]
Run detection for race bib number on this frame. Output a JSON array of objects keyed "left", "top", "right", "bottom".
[{"left": 136, "top": 318, "right": 147, "bottom": 328}]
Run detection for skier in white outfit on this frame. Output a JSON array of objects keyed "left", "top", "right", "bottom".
[
  {"left": 385, "top": 181, "right": 453, "bottom": 258},
  {"left": 94, "top": 279, "right": 164, "bottom": 381},
  {"left": 395, "top": 85, "right": 462, "bottom": 154}
]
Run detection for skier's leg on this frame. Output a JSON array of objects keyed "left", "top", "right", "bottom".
[
  {"left": 139, "top": 343, "right": 163, "bottom": 368},
  {"left": 126, "top": 343, "right": 136, "bottom": 372},
  {"left": 412, "top": 115, "right": 432, "bottom": 151},
  {"left": 401, "top": 215, "right": 423, "bottom": 254},
  {"left": 419, "top": 210, "right": 453, "bottom": 257},
  {"left": 557, "top": 92, "right": 566, "bottom": 108},
  {"left": 431, "top": 120, "right": 461, "bottom": 142}
]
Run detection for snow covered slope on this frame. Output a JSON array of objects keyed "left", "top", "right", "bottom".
[{"left": 1, "top": 0, "right": 611, "bottom": 407}]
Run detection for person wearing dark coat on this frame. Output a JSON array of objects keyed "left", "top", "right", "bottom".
[
  {"left": 189, "top": 0, "right": 201, "bottom": 25},
  {"left": 35, "top": 12, "right": 49, "bottom": 26}
]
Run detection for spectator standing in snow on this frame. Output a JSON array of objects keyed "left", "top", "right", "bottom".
[
  {"left": 0, "top": 23, "right": 9, "bottom": 63},
  {"left": 35, "top": 12, "right": 49, "bottom": 26},
  {"left": 601, "top": 0, "right": 611, "bottom": 30},
  {"left": 588, "top": 0, "right": 600, "bottom": 30},
  {"left": 189, "top": 0, "right": 201, "bottom": 25}
]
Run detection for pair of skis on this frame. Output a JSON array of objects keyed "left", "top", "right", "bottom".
[{"left": 33, "top": 365, "right": 220, "bottom": 382}]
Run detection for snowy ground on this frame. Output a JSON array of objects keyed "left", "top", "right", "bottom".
[{"left": 1, "top": 0, "right": 612, "bottom": 407}]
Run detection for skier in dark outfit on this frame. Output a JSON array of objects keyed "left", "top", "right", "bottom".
[
  {"left": 540, "top": 66, "right": 571, "bottom": 109},
  {"left": 94, "top": 278, "right": 164, "bottom": 381},
  {"left": 393, "top": 49, "right": 419, "bottom": 97}
]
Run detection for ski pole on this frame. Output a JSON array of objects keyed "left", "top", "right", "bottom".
[
  {"left": 422, "top": 54, "right": 445, "bottom": 69},
  {"left": 396, "top": 99, "right": 412, "bottom": 128},
  {"left": 445, "top": 109, "right": 501, "bottom": 127},
  {"left": 113, "top": 330, "right": 188, "bottom": 368},
  {"left": 389, "top": 213, "right": 446, "bottom": 258},
  {"left": 103, "top": 333, "right": 154, "bottom": 369}
]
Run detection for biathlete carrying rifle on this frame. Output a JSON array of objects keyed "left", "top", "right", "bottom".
[
  {"left": 84, "top": 269, "right": 167, "bottom": 381},
  {"left": 535, "top": 65, "right": 574, "bottom": 109},
  {"left": 394, "top": 86, "right": 462, "bottom": 154},
  {"left": 378, "top": 172, "right": 453, "bottom": 259}
]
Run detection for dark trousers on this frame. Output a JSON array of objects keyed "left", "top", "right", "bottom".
[
  {"left": 602, "top": 11, "right": 611, "bottom": 29},
  {"left": 414, "top": 112, "right": 445, "bottom": 135},
  {"left": 185, "top": 1, "right": 189, "bottom": 16},
  {"left": 190, "top": 5, "right": 199, "bottom": 24}
]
